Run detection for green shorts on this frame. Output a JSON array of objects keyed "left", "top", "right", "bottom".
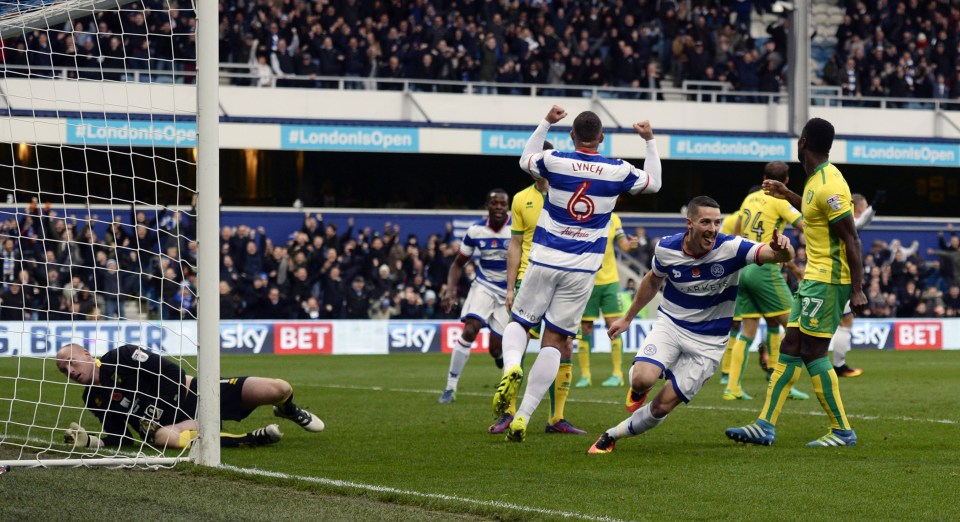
[
  {"left": 514, "top": 278, "right": 542, "bottom": 339},
  {"left": 582, "top": 282, "right": 623, "bottom": 320},
  {"left": 787, "top": 280, "right": 851, "bottom": 338},
  {"left": 733, "top": 263, "right": 793, "bottom": 320}
]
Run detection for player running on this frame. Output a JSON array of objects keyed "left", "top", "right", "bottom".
[
  {"left": 56, "top": 343, "right": 323, "bottom": 449},
  {"left": 726, "top": 117, "right": 866, "bottom": 447},
  {"left": 723, "top": 161, "right": 809, "bottom": 402},
  {"left": 575, "top": 212, "right": 638, "bottom": 388},
  {"left": 495, "top": 105, "right": 663, "bottom": 442},
  {"left": 587, "top": 196, "right": 794, "bottom": 454},
  {"left": 438, "top": 189, "right": 512, "bottom": 403}
]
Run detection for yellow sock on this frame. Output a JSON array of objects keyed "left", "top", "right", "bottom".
[
  {"left": 724, "top": 335, "right": 750, "bottom": 394},
  {"left": 610, "top": 335, "right": 623, "bottom": 378},
  {"left": 721, "top": 329, "right": 737, "bottom": 374},
  {"left": 548, "top": 360, "right": 572, "bottom": 425},
  {"left": 758, "top": 354, "right": 803, "bottom": 425},
  {"left": 767, "top": 327, "right": 782, "bottom": 363},
  {"left": 177, "top": 429, "right": 199, "bottom": 448},
  {"left": 807, "top": 357, "right": 852, "bottom": 430},
  {"left": 577, "top": 330, "right": 592, "bottom": 382}
]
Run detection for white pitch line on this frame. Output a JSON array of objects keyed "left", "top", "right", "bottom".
[
  {"left": 223, "top": 464, "right": 631, "bottom": 522},
  {"left": 309, "top": 383, "right": 960, "bottom": 425}
]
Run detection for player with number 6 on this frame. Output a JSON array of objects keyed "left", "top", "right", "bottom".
[{"left": 492, "top": 105, "right": 662, "bottom": 442}]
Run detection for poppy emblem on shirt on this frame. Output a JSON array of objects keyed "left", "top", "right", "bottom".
[
  {"left": 491, "top": 240, "right": 498, "bottom": 248},
  {"left": 711, "top": 264, "right": 724, "bottom": 277},
  {"left": 112, "top": 392, "right": 122, "bottom": 401},
  {"left": 692, "top": 268, "right": 701, "bottom": 278}
]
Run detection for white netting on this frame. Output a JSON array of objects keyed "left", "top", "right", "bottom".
[{"left": 0, "top": 0, "right": 199, "bottom": 467}]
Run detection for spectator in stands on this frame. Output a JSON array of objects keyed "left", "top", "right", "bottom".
[{"left": 344, "top": 275, "right": 372, "bottom": 319}]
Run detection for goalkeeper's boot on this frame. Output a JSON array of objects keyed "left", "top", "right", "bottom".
[
  {"left": 545, "top": 419, "right": 586, "bottom": 435},
  {"left": 250, "top": 424, "right": 283, "bottom": 446},
  {"left": 807, "top": 429, "right": 857, "bottom": 447},
  {"left": 788, "top": 387, "right": 810, "bottom": 400},
  {"left": 719, "top": 372, "right": 730, "bottom": 385},
  {"left": 601, "top": 375, "right": 624, "bottom": 387},
  {"left": 505, "top": 415, "right": 527, "bottom": 442},
  {"left": 722, "top": 389, "right": 753, "bottom": 401},
  {"left": 274, "top": 405, "right": 325, "bottom": 432},
  {"left": 587, "top": 433, "right": 616, "bottom": 454},
  {"left": 487, "top": 413, "right": 514, "bottom": 434},
  {"left": 834, "top": 364, "right": 863, "bottom": 377},
  {"left": 492, "top": 365, "right": 523, "bottom": 417},
  {"left": 574, "top": 376, "right": 591, "bottom": 388},
  {"left": 625, "top": 388, "right": 649, "bottom": 413},
  {"left": 438, "top": 389, "right": 456, "bottom": 404},
  {"left": 725, "top": 420, "right": 776, "bottom": 446}
]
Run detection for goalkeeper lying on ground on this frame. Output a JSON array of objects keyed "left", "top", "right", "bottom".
[{"left": 55, "top": 343, "right": 324, "bottom": 449}]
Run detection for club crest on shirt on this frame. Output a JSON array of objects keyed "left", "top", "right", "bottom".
[
  {"left": 805, "top": 190, "right": 814, "bottom": 204},
  {"left": 710, "top": 264, "right": 724, "bottom": 277},
  {"left": 643, "top": 344, "right": 657, "bottom": 356},
  {"left": 826, "top": 194, "right": 843, "bottom": 211}
]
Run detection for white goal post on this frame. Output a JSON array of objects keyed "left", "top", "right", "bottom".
[{"left": 0, "top": 0, "right": 219, "bottom": 467}]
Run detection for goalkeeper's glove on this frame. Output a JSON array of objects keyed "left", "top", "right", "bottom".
[
  {"left": 871, "top": 190, "right": 886, "bottom": 212},
  {"left": 64, "top": 422, "right": 104, "bottom": 449}
]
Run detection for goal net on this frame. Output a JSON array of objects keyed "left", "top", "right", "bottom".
[{"left": 0, "top": 0, "right": 211, "bottom": 467}]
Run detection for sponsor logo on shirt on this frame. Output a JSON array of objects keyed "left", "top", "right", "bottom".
[{"left": 827, "top": 194, "right": 843, "bottom": 211}]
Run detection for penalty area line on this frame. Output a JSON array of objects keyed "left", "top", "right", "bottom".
[
  {"left": 310, "top": 383, "right": 959, "bottom": 425},
  {"left": 223, "top": 464, "right": 630, "bottom": 522}
]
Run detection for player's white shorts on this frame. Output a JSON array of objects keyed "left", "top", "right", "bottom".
[
  {"left": 511, "top": 263, "right": 595, "bottom": 337},
  {"left": 842, "top": 300, "right": 852, "bottom": 316},
  {"left": 632, "top": 316, "right": 724, "bottom": 403},
  {"left": 460, "top": 283, "right": 509, "bottom": 336}
]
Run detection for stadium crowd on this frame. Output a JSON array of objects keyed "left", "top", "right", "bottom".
[
  {"left": 823, "top": 0, "right": 960, "bottom": 105},
  {"left": 0, "top": 201, "right": 957, "bottom": 322},
  {"left": 3, "top": 0, "right": 960, "bottom": 105}
]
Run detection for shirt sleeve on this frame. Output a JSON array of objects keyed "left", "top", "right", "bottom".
[
  {"left": 650, "top": 245, "right": 667, "bottom": 277},
  {"left": 735, "top": 236, "right": 764, "bottom": 267},
  {"left": 519, "top": 120, "right": 551, "bottom": 179},
  {"left": 779, "top": 199, "right": 803, "bottom": 228},
  {"left": 459, "top": 228, "right": 476, "bottom": 257},
  {"left": 820, "top": 184, "right": 854, "bottom": 224},
  {"left": 624, "top": 140, "right": 661, "bottom": 194},
  {"left": 511, "top": 197, "right": 525, "bottom": 235},
  {"left": 611, "top": 213, "right": 626, "bottom": 242}
]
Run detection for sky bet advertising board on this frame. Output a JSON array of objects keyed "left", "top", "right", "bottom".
[{"left": 0, "top": 319, "right": 952, "bottom": 357}]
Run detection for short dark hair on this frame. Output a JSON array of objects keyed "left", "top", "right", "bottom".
[
  {"left": 572, "top": 111, "right": 603, "bottom": 142},
  {"left": 543, "top": 140, "right": 554, "bottom": 151},
  {"left": 686, "top": 196, "right": 721, "bottom": 219},
  {"left": 763, "top": 161, "right": 789, "bottom": 183},
  {"left": 486, "top": 188, "right": 509, "bottom": 203},
  {"left": 802, "top": 118, "right": 835, "bottom": 154}
]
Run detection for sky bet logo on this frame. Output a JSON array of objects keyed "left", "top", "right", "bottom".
[
  {"left": 220, "top": 323, "right": 272, "bottom": 354},
  {"left": 388, "top": 323, "right": 439, "bottom": 353}
]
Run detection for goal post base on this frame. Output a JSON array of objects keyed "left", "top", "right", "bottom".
[{"left": 0, "top": 457, "right": 188, "bottom": 469}]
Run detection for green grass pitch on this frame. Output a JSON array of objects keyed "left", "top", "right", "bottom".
[{"left": 2, "top": 350, "right": 959, "bottom": 521}]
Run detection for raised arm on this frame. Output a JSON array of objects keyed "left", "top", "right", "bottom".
[
  {"left": 762, "top": 179, "right": 802, "bottom": 209},
  {"left": 832, "top": 215, "right": 866, "bottom": 316},
  {"left": 630, "top": 120, "right": 662, "bottom": 194},
  {"left": 519, "top": 105, "right": 567, "bottom": 178}
]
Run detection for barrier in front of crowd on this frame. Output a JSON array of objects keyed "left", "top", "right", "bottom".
[{"left": 1, "top": 318, "right": 955, "bottom": 357}]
